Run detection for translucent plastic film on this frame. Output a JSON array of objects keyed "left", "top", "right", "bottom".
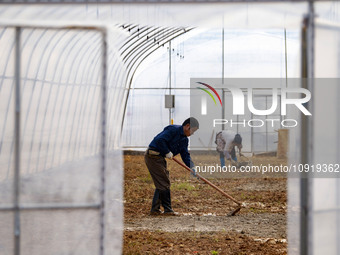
[
  {"left": 0, "top": 27, "right": 124, "bottom": 255},
  {"left": 311, "top": 20, "right": 340, "bottom": 255}
]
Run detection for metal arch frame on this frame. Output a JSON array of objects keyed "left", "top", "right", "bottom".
[
  {"left": 124, "top": 28, "right": 182, "bottom": 70},
  {"left": 22, "top": 30, "right": 92, "bottom": 172},
  {"left": 28, "top": 29, "right": 72, "bottom": 172},
  {"left": 13, "top": 27, "right": 97, "bottom": 173},
  {"left": 20, "top": 29, "right": 59, "bottom": 173},
  {"left": 96, "top": 38, "right": 132, "bottom": 152},
  {"left": 122, "top": 27, "right": 174, "bottom": 63},
  {"left": 73, "top": 39, "right": 104, "bottom": 159},
  {"left": 126, "top": 28, "right": 192, "bottom": 89},
  {"left": 119, "top": 25, "right": 156, "bottom": 54},
  {"left": 69, "top": 28, "right": 127, "bottom": 162},
  {"left": 119, "top": 26, "right": 157, "bottom": 53},
  {"left": 0, "top": 28, "right": 42, "bottom": 166},
  {"left": 119, "top": 25, "right": 193, "bottom": 133},
  {"left": 0, "top": 28, "right": 17, "bottom": 162},
  {"left": 84, "top": 28, "right": 129, "bottom": 155},
  {"left": 63, "top": 33, "right": 102, "bottom": 163},
  {"left": 124, "top": 27, "right": 191, "bottom": 91},
  {"left": 96, "top": 27, "right": 129, "bottom": 151},
  {"left": 48, "top": 31, "right": 96, "bottom": 167},
  {"left": 121, "top": 29, "right": 191, "bottom": 130},
  {"left": 3, "top": 28, "right": 49, "bottom": 176},
  {"left": 43, "top": 31, "right": 103, "bottom": 169},
  {"left": 59, "top": 26, "right": 127, "bottom": 157},
  {"left": 106, "top": 45, "right": 132, "bottom": 150},
  {"left": 0, "top": 23, "right": 109, "bottom": 255},
  {"left": 95, "top": 50, "right": 121, "bottom": 151},
  {"left": 42, "top": 31, "right": 95, "bottom": 170},
  {"left": 33, "top": 28, "right": 109, "bottom": 253},
  {"left": 51, "top": 32, "right": 102, "bottom": 167},
  {"left": 55, "top": 32, "right": 103, "bottom": 165}
]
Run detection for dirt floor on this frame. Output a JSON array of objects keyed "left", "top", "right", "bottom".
[{"left": 123, "top": 153, "right": 287, "bottom": 254}]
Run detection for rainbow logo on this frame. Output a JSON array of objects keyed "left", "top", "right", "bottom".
[{"left": 196, "top": 82, "right": 222, "bottom": 115}]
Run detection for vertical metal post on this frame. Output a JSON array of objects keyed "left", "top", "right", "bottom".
[
  {"left": 337, "top": 85, "right": 340, "bottom": 255},
  {"left": 236, "top": 114, "right": 239, "bottom": 134},
  {"left": 301, "top": 1, "right": 315, "bottom": 254},
  {"left": 337, "top": 178, "right": 340, "bottom": 255},
  {"left": 306, "top": 3, "right": 315, "bottom": 253},
  {"left": 265, "top": 96, "right": 268, "bottom": 152},
  {"left": 169, "top": 41, "right": 172, "bottom": 125},
  {"left": 14, "top": 26, "right": 21, "bottom": 255},
  {"left": 99, "top": 29, "right": 107, "bottom": 255},
  {"left": 222, "top": 23, "right": 224, "bottom": 83},
  {"left": 251, "top": 111, "right": 253, "bottom": 153},
  {"left": 283, "top": 28, "right": 288, "bottom": 125},
  {"left": 300, "top": 18, "right": 309, "bottom": 255},
  {"left": 284, "top": 28, "right": 288, "bottom": 87},
  {"left": 222, "top": 26, "right": 225, "bottom": 130}
]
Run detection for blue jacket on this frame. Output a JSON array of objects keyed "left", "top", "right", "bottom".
[{"left": 149, "top": 125, "right": 194, "bottom": 168}]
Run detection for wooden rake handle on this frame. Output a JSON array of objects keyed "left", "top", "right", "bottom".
[{"left": 172, "top": 157, "right": 241, "bottom": 206}]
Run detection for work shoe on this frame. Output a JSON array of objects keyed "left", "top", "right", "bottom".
[
  {"left": 163, "top": 210, "right": 179, "bottom": 216},
  {"left": 150, "top": 209, "right": 162, "bottom": 216}
]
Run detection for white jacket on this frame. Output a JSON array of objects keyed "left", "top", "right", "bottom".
[{"left": 221, "top": 130, "right": 236, "bottom": 152}]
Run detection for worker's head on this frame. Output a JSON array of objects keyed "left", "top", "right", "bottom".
[
  {"left": 233, "top": 134, "right": 242, "bottom": 149},
  {"left": 182, "top": 117, "right": 199, "bottom": 137}
]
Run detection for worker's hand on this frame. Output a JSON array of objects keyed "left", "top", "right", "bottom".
[
  {"left": 165, "top": 152, "right": 173, "bottom": 159},
  {"left": 239, "top": 152, "right": 244, "bottom": 157}
]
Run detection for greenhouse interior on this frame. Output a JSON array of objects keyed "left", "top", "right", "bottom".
[{"left": 0, "top": 1, "right": 340, "bottom": 254}]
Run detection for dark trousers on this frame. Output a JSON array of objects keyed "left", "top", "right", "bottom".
[{"left": 144, "top": 152, "right": 173, "bottom": 212}]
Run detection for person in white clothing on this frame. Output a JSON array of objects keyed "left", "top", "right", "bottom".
[{"left": 215, "top": 130, "right": 243, "bottom": 167}]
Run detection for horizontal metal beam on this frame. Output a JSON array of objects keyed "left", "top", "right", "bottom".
[
  {"left": 313, "top": 207, "right": 340, "bottom": 214},
  {"left": 128, "top": 87, "right": 291, "bottom": 90},
  {"left": 0, "top": 203, "right": 101, "bottom": 211},
  {"left": 0, "top": 0, "right": 319, "bottom": 4},
  {"left": 0, "top": 23, "right": 106, "bottom": 32}
]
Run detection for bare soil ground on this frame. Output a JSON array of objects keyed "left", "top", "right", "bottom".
[{"left": 124, "top": 153, "right": 287, "bottom": 254}]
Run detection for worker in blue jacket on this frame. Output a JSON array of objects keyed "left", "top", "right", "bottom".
[{"left": 145, "top": 117, "right": 199, "bottom": 216}]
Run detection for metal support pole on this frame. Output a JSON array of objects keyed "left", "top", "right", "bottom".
[
  {"left": 284, "top": 28, "right": 288, "bottom": 86},
  {"left": 301, "top": 18, "right": 309, "bottom": 255},
  {"left": 337, "top": 84, "right": 340, "bottom": 255},
  {"left": 251, "top": 111, "right": 253, "bottom": 153},
  {"left": 169, "top": 40, "right": 172, "bottom": 125},
  {"left": 222, "top": 26, "right": 225, "bottom": 130},
  {"left": 337, "top": 178, "right": 340, "bottom": 255},
  {"left": 301, "top": 1, "right": 315, "bottom": 254},
  {"left": 99, "top": 30, "right": 107, "bottom": 255},
  {"left": 14, "top": 26, "right": 21, "bottom": 255},
  {"left": 265, "top": 96, "right": 268, "bottom": 152}
]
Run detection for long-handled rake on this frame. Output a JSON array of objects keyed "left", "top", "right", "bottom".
[
  {"left": 233, "top": 154, "right": 252, "bottom": 168},
  {"left": 172, "top": 157, "right": 244, "bottom": 216}
]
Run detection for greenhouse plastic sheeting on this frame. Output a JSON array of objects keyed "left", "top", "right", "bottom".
[
  {"left": 287, "top": 16, "right": 340, "bottom": 255},
  {"left": 0, "top": 2, "right": 340, "bottom": 255},
  {"left": 0, "top": 26, "right": 125, "bottom": 254},
  {"left": 311, "top": 19, "right": 340, "bottom": 255}
]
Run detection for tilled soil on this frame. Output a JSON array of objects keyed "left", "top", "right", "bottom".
[
  {"left": 124, "top": 230, "right": 287, "bottom": 255},
  {"left": 125, "top": 213, "right": 286, "bottom": 238},
  {"left": 124, "top": 154, "right": 287, "bottom": 254}
]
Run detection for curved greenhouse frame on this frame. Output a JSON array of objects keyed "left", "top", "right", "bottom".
[{"left": 0, "top": 1, "right": 340, "bottom": 255}]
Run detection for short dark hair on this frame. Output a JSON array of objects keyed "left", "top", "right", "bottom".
[
  {"left": 182, "top": 117, "right": 199, "bottom": 128},
  {"left": 233, "top": 134, "right": 242, "bottom": 145}
]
